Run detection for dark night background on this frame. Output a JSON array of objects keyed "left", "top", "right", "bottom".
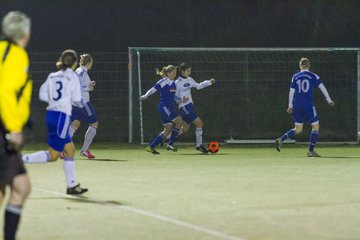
[{"left": 1, "top": 0, "right": 359, "bottom": 52}]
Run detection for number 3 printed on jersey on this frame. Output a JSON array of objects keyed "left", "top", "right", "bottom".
[
  {"left": 296, "top": 79, "right": 310, "bottom": 93},
  {"left": 53, "top": 81, "right": 63, "bottom": 101}
]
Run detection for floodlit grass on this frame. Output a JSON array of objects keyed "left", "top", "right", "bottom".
[{"left": 3, "top": 144, "right": 360, "bottom": 240}]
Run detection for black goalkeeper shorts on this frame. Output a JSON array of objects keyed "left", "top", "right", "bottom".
[{"left": 0, "top": 131, "right": 27, "bottom": 186}]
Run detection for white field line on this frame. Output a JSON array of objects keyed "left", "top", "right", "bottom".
[{"left": 33, "top": 187, "right": 247, "bottom": 240}]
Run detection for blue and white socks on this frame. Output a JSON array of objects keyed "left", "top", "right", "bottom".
[
  {"left": 280, "top": 129, "right": 296, "bottom": 142},
  {"left": 309, "top": 130, "right": 319, "bottom": 152},
  {"left": 168, "top": 127, "right": 180, "bottom": 146},
  {"left": 149, "top": 133, "right": 165, "bottom": 148}
]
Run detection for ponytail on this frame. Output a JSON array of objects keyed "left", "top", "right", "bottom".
[
  {"left": 155, "top": 65, "right": 176, "bottom": 77},
  {"left": 56, "top": 49, "right": 78, "bottom": 70},
  {"left": 80, "top": 53, "right": 93, "bottom": 66}
]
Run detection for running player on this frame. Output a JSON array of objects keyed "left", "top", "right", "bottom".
[
  {"left": 174, "top": 63, "right": 215, "bottom": 153},
  {"left": 275, "top": 57, "right": 334, "bottom": 157},
  {"left": 22, "top": 50, "right": 88, "bottom": 194},
  {"left": 69, "top": 53, "right": 97, "bottom": 159},
  {"left": 141, "top": 65, "right": 183, "bottom": 154}
]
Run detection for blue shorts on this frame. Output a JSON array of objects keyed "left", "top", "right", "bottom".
[
  {"left": 46, "top": 111, "right": 72, "bottom": 152},
  {"left": 179, "top": 103, "right": 198, "bottom": 124},
  {"left": 158, "top": 104, "right": 178, "bottom": 124},
  {"left": 292, "top": 105, "right": 319, "bottom": 125},
  {"left": 71, "top": 102, "right": 97, "bottom": 124}
]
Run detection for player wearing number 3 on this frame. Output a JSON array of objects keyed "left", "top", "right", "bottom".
[
  {"left": 275, "top": 58, "right": 334, "bottom": 157},
  {"left": 22, "top": 50, "right": 88, "bottom": 194}
]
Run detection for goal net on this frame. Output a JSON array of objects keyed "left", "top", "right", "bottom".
[{"left": 128, "top": 48, "right": 360, "bottom": 144}]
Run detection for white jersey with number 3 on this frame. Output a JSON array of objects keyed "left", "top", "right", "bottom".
[{"left": 39, "top": 68, "right": 82, "bottom": 115}]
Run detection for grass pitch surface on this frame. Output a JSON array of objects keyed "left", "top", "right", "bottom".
[{"left": 3, "top": 144, "right": 360, "bottom": 240}]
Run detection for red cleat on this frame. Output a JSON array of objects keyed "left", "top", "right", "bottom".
[{"left": 80, "top": 150, "right": 95, "bottom": 159}]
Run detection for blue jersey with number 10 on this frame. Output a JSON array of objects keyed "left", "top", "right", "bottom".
[{"left": 290, "top": 70, "right": 322, "bottom": 108}]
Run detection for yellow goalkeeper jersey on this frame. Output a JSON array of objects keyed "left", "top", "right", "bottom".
[{"left": 0, "top": 40, "right": 32, "bottom": 133}]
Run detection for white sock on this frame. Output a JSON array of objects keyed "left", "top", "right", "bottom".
[
  {"left": 69, "top": 126, "right": 77, "bottom": 138},
  {"left": 81, "top": 126, "right": 97, "bottom": 151},
  {"left": 63, "top": 158, "right": 76, "bottom": 188},
  {"left": 22, "top": 151, "right": 50, "bottom": 163},
  {"left": 195, "top": 128, "right": 203, "bottom": 147}
]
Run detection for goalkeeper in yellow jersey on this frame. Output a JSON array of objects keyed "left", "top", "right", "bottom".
[{"left": 0, "top": 11, "right": 32, "bottom": 240}]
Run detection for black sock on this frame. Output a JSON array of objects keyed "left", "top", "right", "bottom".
[{"left": 4, "top": 204, "right": 22, "bottom": 240}]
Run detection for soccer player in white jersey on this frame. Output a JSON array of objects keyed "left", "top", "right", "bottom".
[
  {"left": 275, "top": 58, "right": 334, "bottom": 157},
  {"left": 68, "top": 54, "right": 97, "bottom": 159},
  {"left": 174, "top": 63, "right": 215, "bottom": 153},
  {"left": 22, "top": 50, "right": 88, "bottom": 194}
]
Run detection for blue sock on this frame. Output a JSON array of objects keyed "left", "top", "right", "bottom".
[
  {"left": 309, "top": 130, "right": 319, "bottom": 152},
  {"left": 149, "top": 133, "right": 165, "bottom": 148},
  {"left": 280, "top": 129, "right": 296, "bottom": 142},
  {"left": 168, "top": 127, "right": 180, "bottom": 146}
]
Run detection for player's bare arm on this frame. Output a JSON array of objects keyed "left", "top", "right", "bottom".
[{"left": 89, "top": 81, "right": 96, "bottom": 91}]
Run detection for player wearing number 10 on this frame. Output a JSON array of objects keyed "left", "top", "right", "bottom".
[
  {"left": 22, "top": 50, "right": 88, "bottom": 194},
  {"left": 275, "top": 58, "right": 334, "bottom": 157}
]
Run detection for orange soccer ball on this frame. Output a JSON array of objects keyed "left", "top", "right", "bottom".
[{"left": 208, "top": 141, "right": 220, "bottom": 154}]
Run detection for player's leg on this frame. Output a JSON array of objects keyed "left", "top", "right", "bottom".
[
  {"left": 63, "top": 142, "right": 88, "bottom": 194},
  {"left": 22, "top": 135, "right": 65, "bottom": 164},
  {"left": 63, "top": 108, "right": 81, "bottom": 159},
  {"left": 275, "top": 107, "right": 303, "bottom": 152},
  {"left": 22, "top": 149, "right": 51, "bottom": 163},
  {"left": 305, "top": 107, "right": 321, "bottom": 157},
  {"left": 80, "top": 121, "right": 98, "bottom": 159},
  {"left": 163, "top": 113, "right": 189, "bottom": 144},
  {"left": 308, "top": 123, "right": 320, "bottom": 157},
  {"left": 0, "top": 135, "right": 8, "bottom": 204},
  {"left": 147, "top": 125, "right": 170, "bottom": 154},
  {"left": 192, "top": 117, "right": 208, "bottom": 153},
  {"left": 281, "top": 123, "right": 303, "bottom": 142},
  {"left": 178, "top": 104, "right": 193, "bottom": 136},
  {"left": 163, "top": 121, "right": 188, "bottom": 145},
  {"left": 69, "top": 120, "right": 81, "bottom": 138},
  {"left": 24, "top": 110, "right": 69, "bottom": 163},
  {"left": 167, "top": 116, "right": 182, "bottom": 151},
  {"left": 79, "top": 102, "right": 98, "bottom": 159},
  {"left": 69, "top": 105, "right": 83, "bottom": 138},
  {"left": 147, "top": 106, "right": 177, "bottom": 154},
  {"left": 275, "top": 124, "right": 302, "bottom": 152},
  {"left": 165, "top": 104, "right": 185, "bottom": 151},
  {"left": 6, "top": 155, "right": 31, "bottom": 240},
  {"left": 181, "top": 122, "right": 190, "bottom": 134},
  {"left": 63, "top": 142, "right": 76, "bottom": 190}
]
